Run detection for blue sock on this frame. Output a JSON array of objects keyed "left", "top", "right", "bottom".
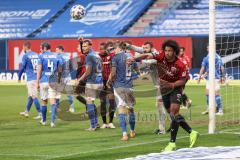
[
  {"left": 129, "top": 112, "right": 135, "bottom": 131},
  {"left": 56, "top": 99, "right": 60, "bottom": 108},
  {"left": 41, "top": 106, "right": 47, "bottom": 122},
  {"left": 94, "top": 104, "right": 98, "bottom": 126},
  {"left": 119, "top": 114, "right": 127, "bottom": 134},
  {"left": 51, "top": 104, "right": 57, "bottom": 123},
  {"left": 67, "top": 96, "right": 74, "bottom": 108},
  {"left": 26, "top": 97, "right": 33, "bottom": 112},
  {"left": 87, "top": 104, "right": 96, "bottom": 128},
  {"left": 33, "top": 98, "right": 41, "bottom": 113},
  {"left": 215, "top": 95, "right": 222, "bottom": 112},
  {"left": 206, "top": 95, "right": 209, "bottom": 106}
]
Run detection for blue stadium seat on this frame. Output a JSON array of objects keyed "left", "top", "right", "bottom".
[
  {"left": 36, "top": 0, "right": 154, "bottom": 38},
  {"left": 144, "top": 0, "right": 240, "bottom": 36},
  {"left": 0, "top": 0, "right": 69, "bottom": 38}
]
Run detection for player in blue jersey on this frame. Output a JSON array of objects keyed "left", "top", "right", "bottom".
[
  {"left": 107, "top": 41, "right": 140, "bottom": 141},
  {"left": 18, "top": 42, "right": 42, "bottom": 119},
  {"left": 198, "top": 45, "right": 225, "bottom": 115},
  {"left": 55, "top": 46, "right": 75, "bottom": 113},
  {"left": 77, "top": 39, "right": 103, "bottom": 131},
  {"left": 36, "top": 42, "right": 62, "bottom": 127}
]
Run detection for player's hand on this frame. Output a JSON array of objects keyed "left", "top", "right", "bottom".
[
  {"left": 78, "top": 37, "right": 84, "bottom": 42},
  {"left": 36, "top": 82, "right": 40, "bottom": 90},
  {"left": 106, "top": 80, "right": 112, "bottom": 88},
  {"left": 220, "top": 77, "right": 225, "bottom": 84},
  {"left": 159, "top": 79, "right": 174, "bottom": 90}
]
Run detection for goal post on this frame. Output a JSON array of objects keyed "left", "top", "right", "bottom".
[
  {"left": 209, "top": 0, "right": 216, "bottom": 134},
  {"left": 209, "top": 0, "right": 240, "bottom": 134}
]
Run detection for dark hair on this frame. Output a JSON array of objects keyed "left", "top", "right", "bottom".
[
  {"left": 180, "top": 47, "right": 185, "bottom": 51},
  {"left": 144, "top": 41, "right": 153, "bottom": 48},
  {"left": 99, "top": 42, "right": 106, "bottom": 49},
  {"left": 114, "top": 41, "right": 127, "bottom": 50},
  {"left": 56, "top": 45, "right": 64, "bottom": 51},
  {"left": 105, "top": 40, "right": 114, "bottom": 48},
  {"left": 83, "top": 39, "right": 92, "bottom": 46},
  {"left": 41, "top": 42, "right": 51, "bottom": 50},
  {"left": 23, "top": 41, "right": 31, "bottom": 49},
  {"left": 162, "top": 40, "right": 180, "bottom": 56}
]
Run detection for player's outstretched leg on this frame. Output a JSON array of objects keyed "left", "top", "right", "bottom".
[{"left": 175, "top": 114, "right": 200, "bottom": 148}]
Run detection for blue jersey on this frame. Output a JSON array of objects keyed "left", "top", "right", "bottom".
[
  {"left": 38, "top": 51, "right": 62, "bottom": 83},
  {"left": 18, "top": 51, "right": 39, "bottom": 81},
  {"left": 58, "top": 53, "right": 71, "bottom": 78},
  {"left": 85, "top": 50, "right": 103, "bottom": 84},
  {"left": 112, "top": 52, "right": 138, "bottom": 88},
  {"left": 201, "top": 53, "right": 224, "bottom": 80}
]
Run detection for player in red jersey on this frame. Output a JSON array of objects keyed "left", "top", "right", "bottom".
[
  {"left": 131, "top": 40, "right": 199, "bottom": 151},
  {"left": 178, "top": 47, "right": 192, "bottom": 108},
  {"left": 98, "top": 41, "right": 116, "bottom": 129},
  {"left": 75, "top": 38, "right": 87, "bottom": 109}
]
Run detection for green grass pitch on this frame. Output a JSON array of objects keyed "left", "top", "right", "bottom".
[{"left": 0, "top": 82, "right": 240, "bottom": 160}]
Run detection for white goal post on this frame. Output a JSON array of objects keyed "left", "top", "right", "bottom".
[{"left": 209, "top": 0, "right": 240, "bottom": 134}]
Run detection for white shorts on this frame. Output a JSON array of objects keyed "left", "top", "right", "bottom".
[
  {"left": 206, "top": 80, "right": 220, "bottom": 91},
  {"left": 26, "top": 80, "right": 38, "bottom": 97},
  {"left": 56, "top": 77, "right": 73, "bottom": 95},
  {"left": 114, "top": 87, "right": 135, "bottom": 108},
  {"left": 40, "top": 83, "right": 61, "bottom": 100},
  {"left": 85, "top": 83, "right": 103, "bottom": 101}
]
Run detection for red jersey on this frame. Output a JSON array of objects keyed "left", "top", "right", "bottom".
[
  {"left": 154, "top": 52, "right": 187, "bottom": 82},
  {"left": 99, "top": 52, "right": 115, "bottom": 81},
  {"left": 178, "top": 54, "right": 190, "bottom": 80},
  {"left": 76, "top": 53, "right": 86, "bottom": 78}
]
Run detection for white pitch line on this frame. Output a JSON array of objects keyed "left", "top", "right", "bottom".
[
  {"left": 49, "top": 129, "right": 240, "bottom": 159},
  {"left": 0, "top": 153, "right": 51, "bottom": 158},
  {"left": 47, "top": 135, "right": 196, "bottom": 159},
  {"left": 0, "top": 129, "right": 238, "bottom": 159}
]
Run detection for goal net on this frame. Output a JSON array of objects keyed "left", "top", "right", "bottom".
[{"left": 210, "top": 0, "right": 240, "bottom": 133}]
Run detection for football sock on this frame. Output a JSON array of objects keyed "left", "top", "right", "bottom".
[
  {"left": 33, "top": 97, "right": 41, "bottom": 113},
  {"left": 87, "top": 104, "right": 96, "bottom": 128},
  {"left": 129, "top": 112, "right": 135, "bottom": 131},
  {"left": 51, "top": 104, "right": 57, "bottom": 123},
  {"left": 176, "top": 114, "right": 192, "bottom": 134},
  {"left": 109, "top": 99, "right": 116, "bottom": 123},
  {"left": 26, "top": 96, "right": 33, "bottom": 112},
  {"left": 41, "top": 106, "right": 47, "bottom": 122},
  {"left": 119, "top": 114, "right": 127, "bottom": 134},
  {"left": 215, "top": 95, "right": 222, "bottom": 112}
]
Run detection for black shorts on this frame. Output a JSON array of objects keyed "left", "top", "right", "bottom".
[
  {"left": 162, "top": 87, "right": 183, "bottom": 110},
  {"left": 99, "top": 80, "right": 114, "bottom": 99},
  {"left": 75, "top": 81, "right": 86, "bottom": 94}
]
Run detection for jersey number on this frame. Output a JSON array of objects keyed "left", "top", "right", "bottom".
[
  {"left": 31, "top": 59, "right": 38, "bottom": 72},
  {"left": 48, "top": 60, "right": 54, "bottom": 72}
]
